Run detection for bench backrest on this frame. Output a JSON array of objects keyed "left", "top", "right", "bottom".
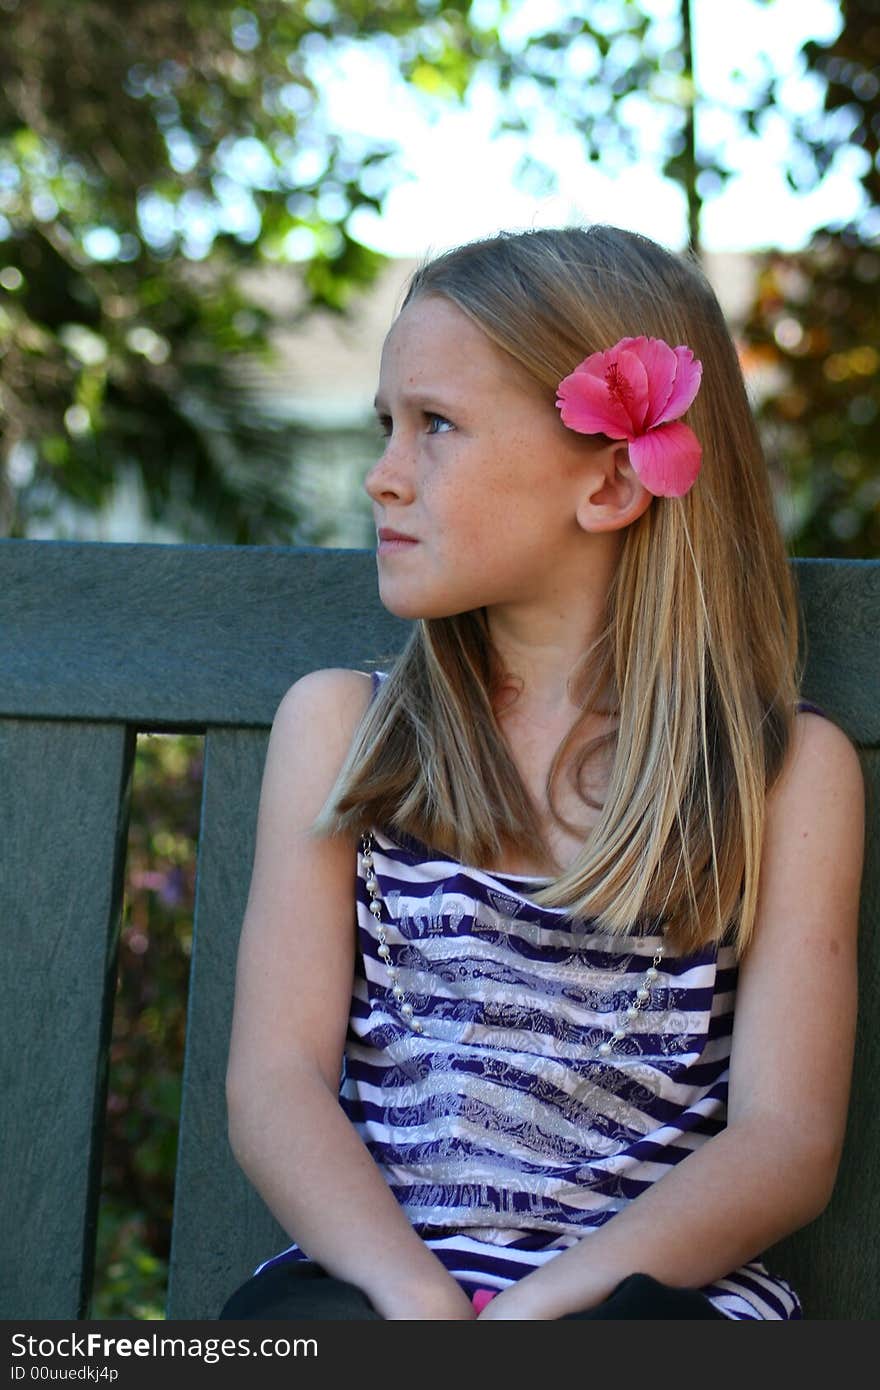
[{"left": 0, "top": 540, "right": 877, "bottom": 1320}]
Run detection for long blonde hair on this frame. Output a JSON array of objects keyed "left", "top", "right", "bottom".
[{"left": 313, "top": 225, "right": 804, "bottom": 956}]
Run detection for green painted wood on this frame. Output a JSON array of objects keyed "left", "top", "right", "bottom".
[
  {"left": 0, "top": 719, "right": 135, "bottom": 1319},
  {"left": 793, "top": 559, "right": 880, "bottom": 743},
  {"left": 0, "top": 541, "right": 877, "bottom": 737},
  {"left": 767, "top": 746, "right": 880, "bottom": 1319},
  {"left": 166, "top": 728, "right": 288, "bottom": 1319},
  {"left": 0, "top": 540, "right": 408, "bottom": 728}
]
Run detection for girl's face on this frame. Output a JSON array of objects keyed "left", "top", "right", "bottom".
[{"left": 367, "top": 293, "right": 615, "bottom": 622}]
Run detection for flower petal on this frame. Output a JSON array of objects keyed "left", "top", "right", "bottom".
[
  {"left": 655, "top": 347, "right": 703, "bottom": 424},
  {"left": 611, "top": 348, "right": 650, "bottom": 433},
  {"left": 628, "top": 421, "right": 702, "bottom": 497},
  {"left": 626, "top": 337, "right": 678, "bottom": 428},
  {"left": 556, "top": 366, "right": 634, "bottom": 439}
]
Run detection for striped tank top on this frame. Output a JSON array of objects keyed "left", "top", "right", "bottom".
[{"left": 258, "top": 673, "right": 828, "bottom": 1318}]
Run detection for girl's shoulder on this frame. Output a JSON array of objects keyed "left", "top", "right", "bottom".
[
  {"left": 280, "top": 666, "right": 374, "bottom": 704},
  {"left": 793, "top": 699, "right": 861, "bottom": 777},
  {"left": 774, "top": 701, "right": 864, "bottom": 828},
  {"left": 792, "top": 699, "right": 861, "bottom": 769},
  {"left": 274, "top": 668, "right": 375, "bottom": 750}
]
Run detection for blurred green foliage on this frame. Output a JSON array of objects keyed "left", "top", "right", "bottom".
[
  {"left": 90, "top": 731, "right": 203, "bottom": 1319},
  {"left": 1, "top": 0, "right": 816, "bottom": 549},
  {"left": 6, "top": 1, "right": 875, "bottom": 557},
  {"left": 739, "top": 0, "right": 880, "bottom": 558},
  {"left": 0, "top": 0, "right": 498, "bottom": 542},
  {"left": 743, "top": 239, "right": 880, "bottom": 557}
]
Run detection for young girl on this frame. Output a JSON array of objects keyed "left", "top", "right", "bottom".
[{"left": 220, "top": 224, "right": 865, "bottom": 1321}]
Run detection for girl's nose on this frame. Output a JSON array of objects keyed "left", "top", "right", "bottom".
[{"left": 364, "top": 440, "right": 415, "bottom": 504}]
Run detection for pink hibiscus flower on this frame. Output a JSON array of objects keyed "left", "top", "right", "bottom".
[{"left": 555, "top": 335, "right": 703, "bottom": 498}]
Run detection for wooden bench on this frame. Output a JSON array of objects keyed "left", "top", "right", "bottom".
[{"left": 1, "top": 539, "right": 877, "bottom": 1320}]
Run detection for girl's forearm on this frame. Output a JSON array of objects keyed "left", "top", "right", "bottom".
[
  {"left": 481, "top": 1116, "right": 837, "bottom": 1320},
  {"left": 227, "top": 1062, "right": 474, "bottom": 1319}
]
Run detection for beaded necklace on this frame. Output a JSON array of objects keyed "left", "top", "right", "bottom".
[{"left": 359, "top": 830, "right": 664, "bottom": 1055}]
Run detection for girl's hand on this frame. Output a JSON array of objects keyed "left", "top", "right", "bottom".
[
  {"left": 381, "top": 1279, "right": 478, "bottom": 1320},
  {"left": 475, "top": 1283, "right": 550, "bottom": 1320}
]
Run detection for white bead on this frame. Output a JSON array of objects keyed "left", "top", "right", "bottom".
[
  {"left": 378, "top": 944, "right": 391, "bottom": 960},
  {"left": 393, "top": 986, "right": 405, "bottom": 1002},
  {"left": 387, "top": 967, "right": 398, "bottom": 981},
  {"left": 636, "top": 987, "right": 650, "bottom": 1002},
  {"left": 366, "top": 875, "right": 378, "bottom": 893},
  {"left": 626, "top": 1005, "right": 639, "bottom": 1020},
  {"left": 401, "top": 1003, "right": 414, "bottom": 1019},
  {"left": 646, "top": 967, "right": 658, "bottom": 981},
  {"left": 369, "top": 901, "right": 382, "bottom": 918},
  {"left": 612, "top": 1028, "right": 626, "bottom": 1041},
  {"left": 598, "top": 1041, "right": 612, "bottom": 1055}
]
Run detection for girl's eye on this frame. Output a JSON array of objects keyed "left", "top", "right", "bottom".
[
  {"left": 426, "top": 413, "right": 453, "bottom": 435},
  {"left": 375, "top": 412, "right": 453, "bottom": 440}
]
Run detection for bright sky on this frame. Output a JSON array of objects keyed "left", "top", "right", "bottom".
[{"left": 305, "top": 0, "right": 856, "bottom": 256}]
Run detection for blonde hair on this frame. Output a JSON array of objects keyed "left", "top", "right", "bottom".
[{"left": 313, "top": 225, "right": 804, "bottom": 956}]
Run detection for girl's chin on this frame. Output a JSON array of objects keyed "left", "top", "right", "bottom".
[{"left": 378, "top": 588, "right": 469, "bottom": 623}]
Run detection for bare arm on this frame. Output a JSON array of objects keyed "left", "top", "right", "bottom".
[
  {"left": 226, "top": 669, "right": 475, "bottom": 1320},
  {"left": 478, "top": 711, "right": 865, "bottom": 1318}
]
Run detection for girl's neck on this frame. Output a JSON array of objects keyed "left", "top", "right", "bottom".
[{"left": 491, "top": 706, "right": 618, "bottom": 879}]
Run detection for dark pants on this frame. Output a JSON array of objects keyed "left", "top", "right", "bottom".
[{"left": 219, "top": 1259, "right": 727, "bottom": 1320}]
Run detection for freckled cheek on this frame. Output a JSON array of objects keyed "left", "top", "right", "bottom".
[
  {"left": 431, "top": 515, "right": 482, "bottom": 556},
  {"left": 449, "top": 493, "right": 514, "bottom": 550},
  {"left": 424, "top": 452, "right": 531, "bottom": 547}
]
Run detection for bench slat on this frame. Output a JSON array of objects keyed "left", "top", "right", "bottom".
[
  {"left": 0, "top": 542, "right": 876, "bottom": 740},
  {"left": 166, "top": 728, "right": 288, "bottom": 1319},
  {"left": 795, "top": 560, "right": 880, "bottom": 737},
  {"left": 0, "top": 541, "right": 407, "bottom": 729},
  {"left": 0, "top": 719, "right": 135, "bottom": 1319}
]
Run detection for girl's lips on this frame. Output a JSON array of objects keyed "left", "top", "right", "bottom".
[{"left": 377, "top": 536, "right": 419, "bottom": 552}]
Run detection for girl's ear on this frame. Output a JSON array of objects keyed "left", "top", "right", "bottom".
[{"left": 575, "top": 441, "right": 653, "bottom": 534}]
